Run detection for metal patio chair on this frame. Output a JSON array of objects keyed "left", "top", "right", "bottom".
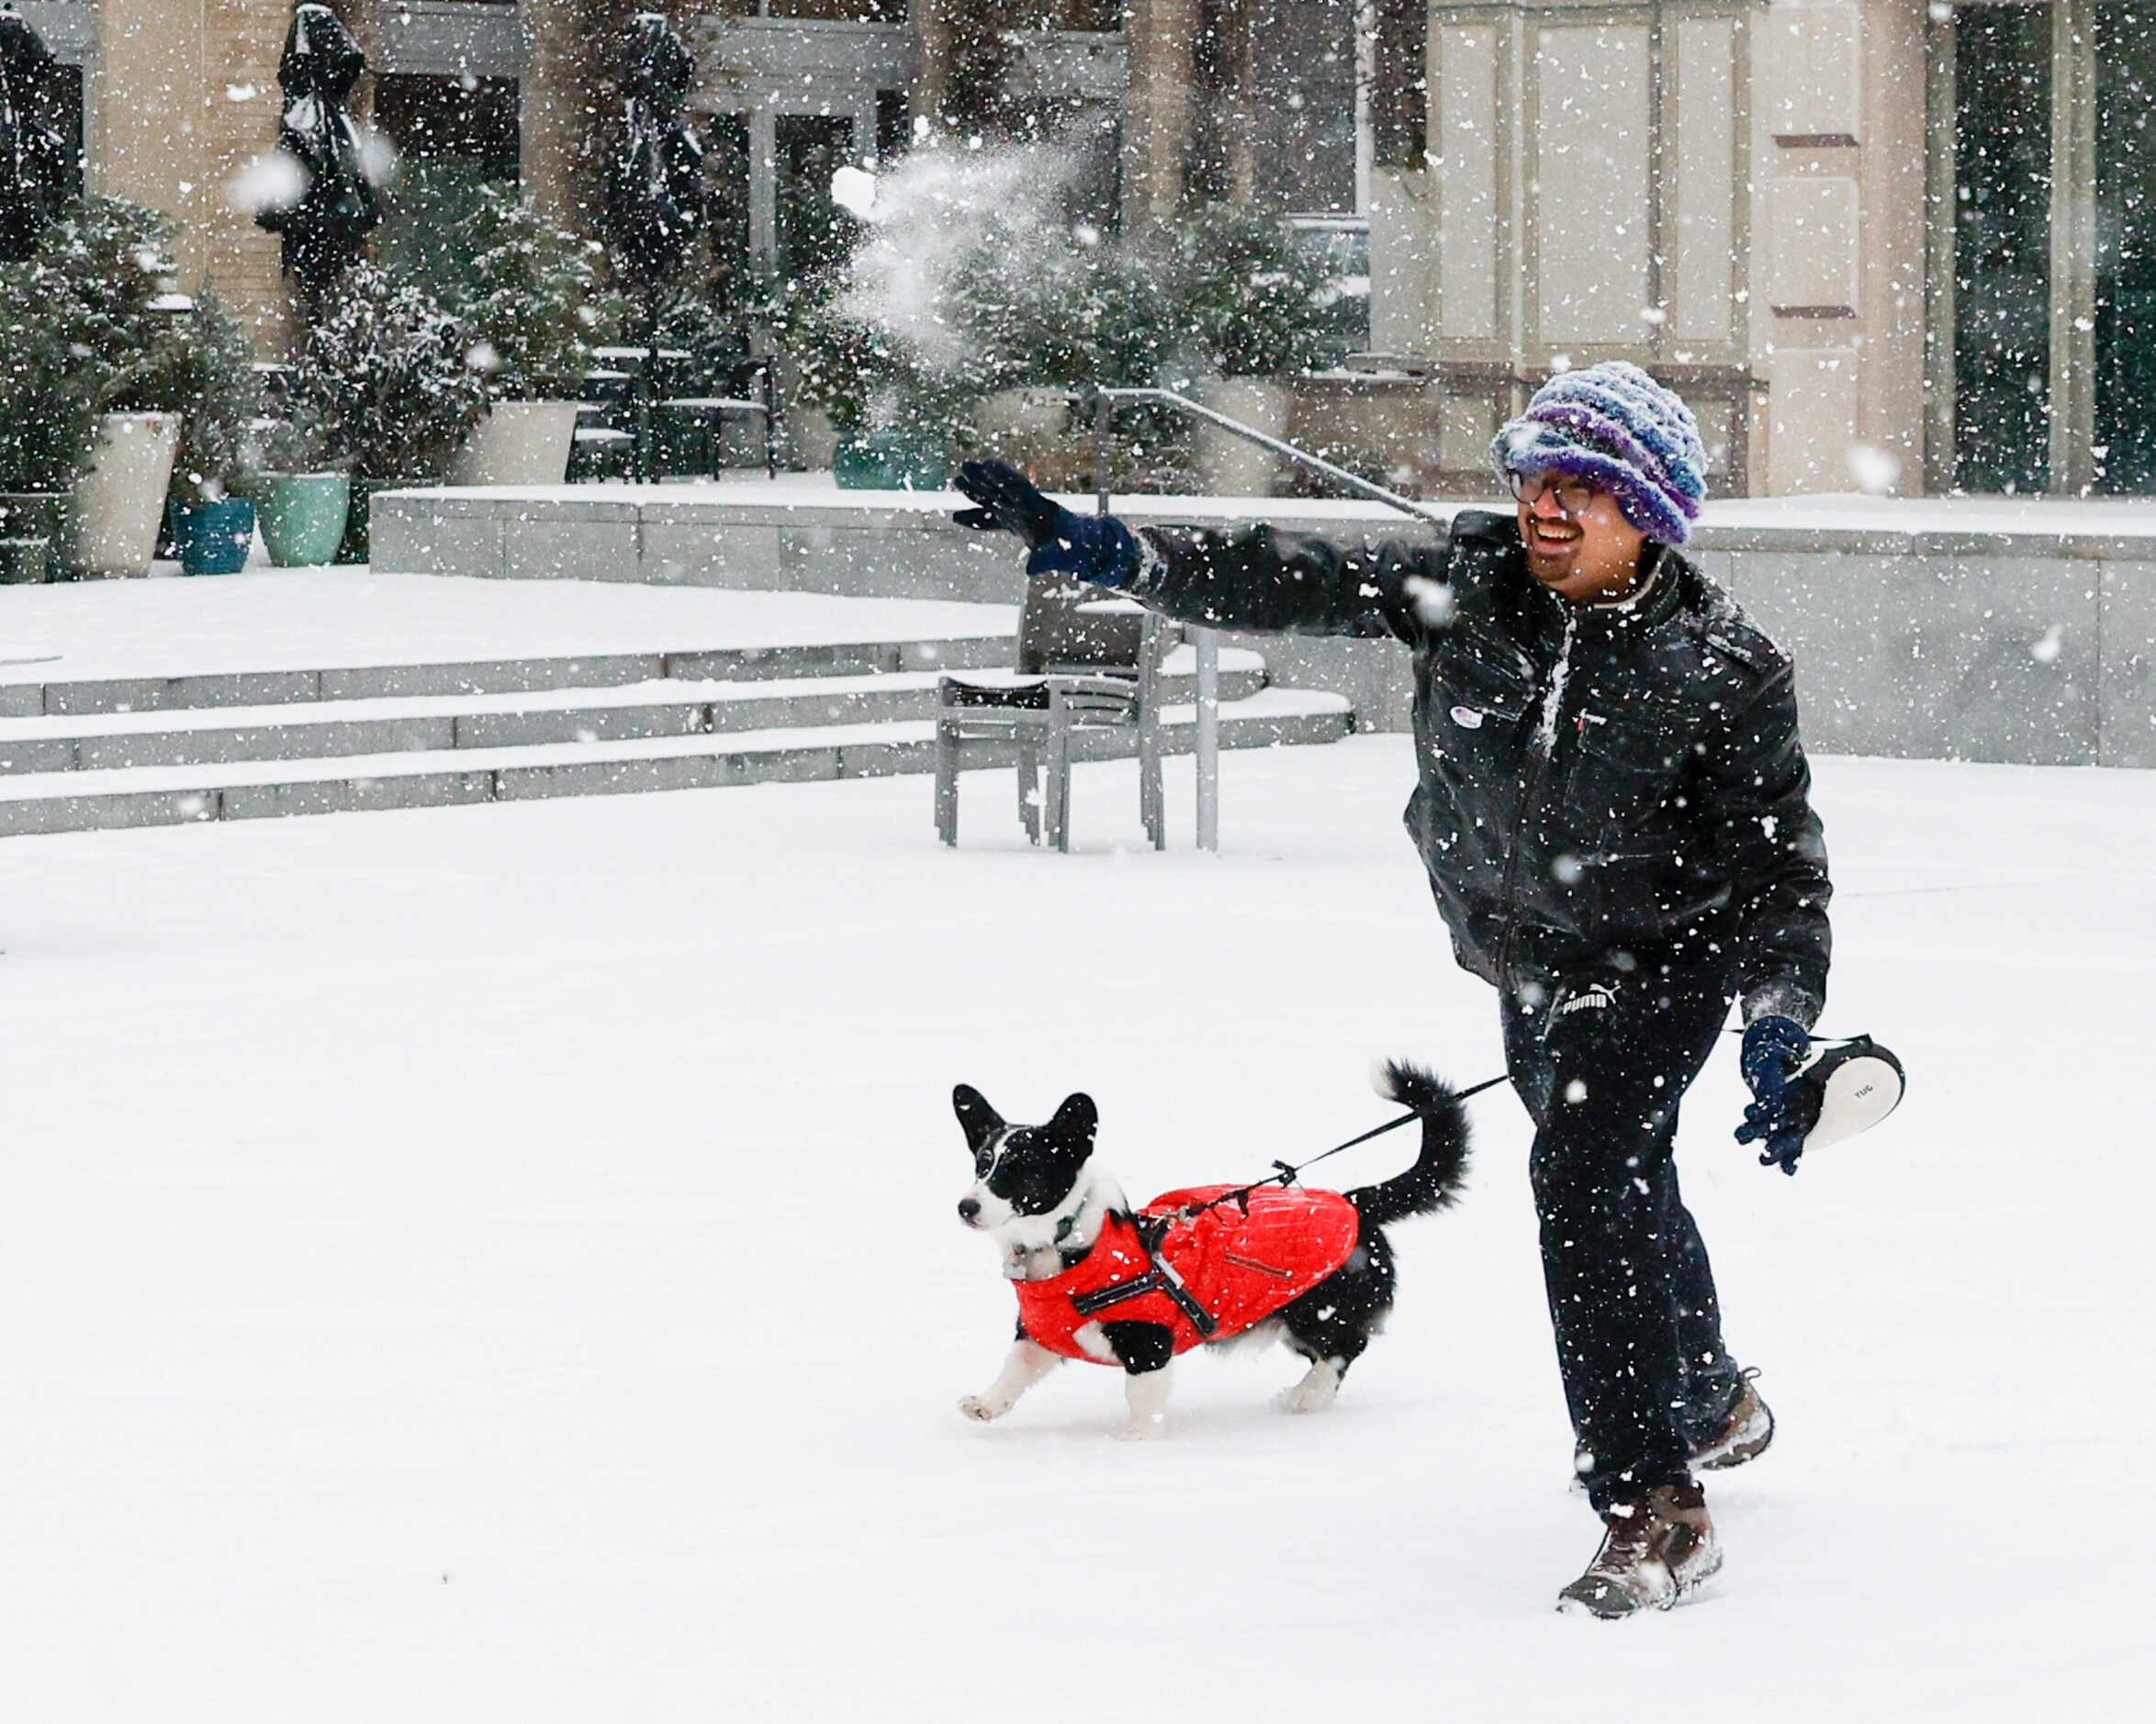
[{"left": 933, "top": 576, "right": 1173, "bottom": 852}]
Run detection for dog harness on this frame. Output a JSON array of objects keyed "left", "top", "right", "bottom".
[{"left": 1014, "top": 1187, "right": 1362, "bottom": 1361}]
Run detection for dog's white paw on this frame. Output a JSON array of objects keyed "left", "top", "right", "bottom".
[
  {"left": 1114, "top": 1416, "right": 1166, "bottom": 1442},
  {"left": 1273, "top": 1362, "right": 1342, "bottom": 1416},
  {"left": 959, "top": 1394, "right": 1008, "bottom": 1423}
]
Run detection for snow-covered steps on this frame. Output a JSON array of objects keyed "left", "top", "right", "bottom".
[
  {"left": 0, "top": 647, "right": 1272, "bottom": 777},
  {"left": 0, "top": 632, "right": 1020, "bottom": 721},
  {"left": 0, "top": 689, "right": 1353, "bottom": 837}
]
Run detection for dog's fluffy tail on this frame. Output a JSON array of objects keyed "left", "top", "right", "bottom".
[{"left": 1347, "top": 1060, "right": 1471, "bottom": 1226}]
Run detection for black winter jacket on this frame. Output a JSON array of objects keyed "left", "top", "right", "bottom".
[{"left": 1125, "top": 509, "right": 1832, "bottom": 1025}]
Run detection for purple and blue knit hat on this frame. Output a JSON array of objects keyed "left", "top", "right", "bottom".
[{"left": 1489, "top": 361, "right": 1708, "bottom": 546}]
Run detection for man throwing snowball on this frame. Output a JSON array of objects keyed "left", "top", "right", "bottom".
[{"left": 953, "top": 361, "right": 1834, "bottom": 1618}]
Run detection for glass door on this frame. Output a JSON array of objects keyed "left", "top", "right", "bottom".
[
  {"left": 1951, "top": 4, "right": 2053, "bottom": 493},
  {"left": 2094, "top": 1, "right": 2156, "bottom": 491}
]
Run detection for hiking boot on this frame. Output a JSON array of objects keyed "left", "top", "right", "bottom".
[
  {"left": 1690, "top": 1368, "right": 1774, "bottom": 1472},
  {"left": 1556, "top": 1478, "right": 1722, "bottom": 1619}
]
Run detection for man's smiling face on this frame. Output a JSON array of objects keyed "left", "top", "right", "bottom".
[{"left": 1514, "top": 475, "right": 1653, "bottom": 604}]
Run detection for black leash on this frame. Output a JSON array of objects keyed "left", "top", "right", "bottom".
[
  {"left": 1723, "top": 1027, "right": 1874, "bottom": 1044},
  {"left": 1175, "top": 1030, "right": 1891, "bottom": 1227},
  {"left": 1178, "top": 1070, "right": 1512, "bottom": 1222}
]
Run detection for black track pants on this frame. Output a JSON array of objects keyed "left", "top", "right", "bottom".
[{"left": 1500, "top": 947, "right": 1742, "bottom": 1513}]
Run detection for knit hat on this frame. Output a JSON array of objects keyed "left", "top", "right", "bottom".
[{"left": 1488, "top": 361, "right": 1708, "bottom": 546}]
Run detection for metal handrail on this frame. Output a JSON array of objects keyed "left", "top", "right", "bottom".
[
  {"left": 1082, "top": 385, "right": 1445, "bottom": 851},
  {"left": 1087, "top": 386, "right": 1449, "bottom": 529}
]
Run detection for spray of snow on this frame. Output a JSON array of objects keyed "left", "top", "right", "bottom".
[
  {"left": 831, "top": 142, "right": 1087, "bottom": 375},
  {"left": 2032, "top": 623, "right": 2064, "bottom": 664}
]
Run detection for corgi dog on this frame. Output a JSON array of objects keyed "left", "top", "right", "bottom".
[{"left": 954, "top": 1062, "right": 1469, "bottom": 1439}]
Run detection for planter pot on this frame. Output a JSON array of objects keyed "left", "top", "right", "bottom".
[
  {"left": 1194, "top": 377, "right": 1292, "bottom": 497},
  {"left": 447, "top": 399, "right": 582, "bottom": 487},
  {"left": 173, "top": 498, "right": 258, "bottom": 576},
  {"left": 833, "top": 428, "right": 949, "bottom": 492},
  {"left": 259, "top": 473, "right": 353, "bottom": 568},
  {"left": 0, "top": 492, "right": 68, "bottom": 581},
  {"left": 790, "top": 405, "right": 839, "bottom": 470},
  {"left": 64, "top": 411, "right": 182, "bottom": 577}
]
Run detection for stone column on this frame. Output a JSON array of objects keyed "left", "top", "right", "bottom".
[
  {"left": 1123, "top": 0, "right": 1199, "bottom": 219},
  {"left": 526, "top": 0, "right": 602, "bottom": 232},
  {"left": 915, "top": 0, "right": 961, "bottom": 131},
  {"left": 2047, "top": 0, "right": 2099, "bottom": 495},
  {"left": 1218, "top": 0, "right": 1258, "bottom": 203}
]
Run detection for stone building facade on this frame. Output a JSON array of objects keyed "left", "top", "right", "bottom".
[
  {"left": 1365, "top": 0, "right": 1928, "bottom": 498},
  {"left": 24, "top": 1, "right": 2151, "bottom": 498},
  {"left": 1369, "top": 0, "right": 2156, "bottom": 500},
  {"left": 26, "top": 0, "right": 1368, "bottom": 349}
]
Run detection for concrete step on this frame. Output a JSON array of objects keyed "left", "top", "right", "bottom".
[
  {"left": 0, "top": 631, "right": 1018, "bottom": 720},
  {"left": 0, "top": 688, "right": 1353, "bottom": 838},
  {"left": 0, "top": 647, "right": 1272, "bottom": 774}
]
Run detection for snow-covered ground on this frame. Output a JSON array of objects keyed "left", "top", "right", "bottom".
[{"left": 0, "top": 737, "right": 2147, "bottom": 1721}]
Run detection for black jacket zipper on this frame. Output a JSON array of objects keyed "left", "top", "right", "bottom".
[{"left": 1492, "top": 621, "right": 1574, "bottom": 989}]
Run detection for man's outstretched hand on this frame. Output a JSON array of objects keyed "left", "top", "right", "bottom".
[
  {"left": 953, "top": 460, "right": 1064, "bottom": 552},
  {"left": 952, "top": 459, "right": 1139, "bottom": 588}
]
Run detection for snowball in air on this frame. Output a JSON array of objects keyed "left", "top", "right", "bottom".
[
  {"left": 1845, "top": 442, "right": 1903, "bottom": 494},
  {"left": 227, "top": 152, "right": 308, "bottom": 215},
  {"left": 831, "top": 165, "right": 878, "bottom": 220}
]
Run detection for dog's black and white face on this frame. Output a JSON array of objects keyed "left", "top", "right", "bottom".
[{"left": 953, "top": 1083, "right": 1098, "bottom": 1245}]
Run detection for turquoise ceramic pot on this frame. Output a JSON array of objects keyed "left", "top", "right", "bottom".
[
  {"left": 259, "top": 474, "right": 353, "bottom": 568},
  {"left": 833, "top": 429, "right": 950, "bottom": 491},
  {"left": 173, "top": 498, "right": 258, "bottom": 575}
]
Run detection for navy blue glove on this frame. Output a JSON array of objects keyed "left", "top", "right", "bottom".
[
  {"left": 1735, "top": 1015, "right": 1814, "bottom": 1176},
  {"left": 953, "top": 460, "right": 1140, "bottom": 588}
]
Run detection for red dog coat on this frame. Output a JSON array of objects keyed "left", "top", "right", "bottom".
[{"left": 1014, "top": 1187, "right": 1362, "bottom": 1361}]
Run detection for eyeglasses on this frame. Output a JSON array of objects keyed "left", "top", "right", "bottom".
[{"left": 1504, "top": 469, "right": 1600, "bottom": 516}]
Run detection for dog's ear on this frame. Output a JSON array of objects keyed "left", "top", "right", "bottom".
[
  {"left": 953, "top": 1083, "right": 1005, "bottom": 1156},
  {"left": 1046, "top": 1092, "right": 1098, "bottom": 1158}
]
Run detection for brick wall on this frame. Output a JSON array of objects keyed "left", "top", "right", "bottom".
[
  {"left": 199, "top": 0, "right": 299, "bottom": 353},
  {"left": 87, "top": 0, "right": 297, "bottom": 355}
]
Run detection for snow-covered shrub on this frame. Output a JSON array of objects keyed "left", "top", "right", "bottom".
[
  {"left": 19, "top": 196, "right": 196, "bottom": 415},
  {"left": 1162, "top": 203, "right": 1339, "bottom": 381},
  {"left": 0, "top": 196, "right": 205, "bottom": 493},
  {"left": 168, "top": 289, "right": 265, "bottom": 504},
  {"left": 0, "top": 307, "right": 101, "bottom": 492},
  {"left": 436, "top": 186, "right": 623, "bottom": 401},
  {"left": 286, "top": 263, "right": 488, "bottom": 483}
]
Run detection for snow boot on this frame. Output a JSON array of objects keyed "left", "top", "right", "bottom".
[
  {"left": 1690, "top": 1368, "right": 1774, "bottom": 1472},
  {"left": 1556, "top": 1478, "right": 1722, "bottom": 1619}
]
